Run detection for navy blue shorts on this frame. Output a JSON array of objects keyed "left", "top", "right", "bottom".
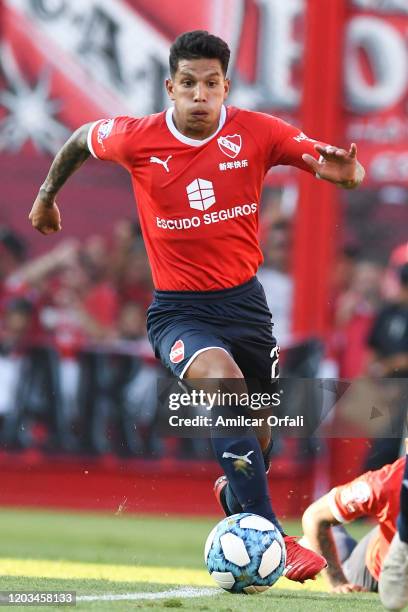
[{"left": 146, "top": 276, "right": 279, "bottom": 379}]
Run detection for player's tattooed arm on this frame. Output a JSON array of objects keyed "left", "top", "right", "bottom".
[
  {"left": 302, "top": 495, "right": 365, "bottom": 593},
  {"left": 40, "top": 123, "right": 92, "bottom": 198},
  {"left": 30, "top": 123, "right": 93, "bottom": 235}
]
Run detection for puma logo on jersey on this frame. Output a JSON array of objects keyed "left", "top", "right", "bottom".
[
  {"left": 150, "top": 155, "right": 172, "bottom": 173},
  {"left": 222, "top": 450, "right": 254, "bottom": 465}
]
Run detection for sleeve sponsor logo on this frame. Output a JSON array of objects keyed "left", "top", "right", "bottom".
[
  {"left": 97, "top": 118, "right": 115, "bottom": 144},
  {"left": 293, "top": 131, "right": 317, "bottom": 143},
  {"left": 340, "top": 481, "right": 371, "bottom": 513}
]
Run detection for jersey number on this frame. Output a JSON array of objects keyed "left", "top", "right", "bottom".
[{"left": 270, "top": 345, "right": 280, "bottom": 379}]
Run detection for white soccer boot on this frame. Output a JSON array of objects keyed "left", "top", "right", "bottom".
[{"left": 379, "top": 533, "right": 408, "bottom": 611}]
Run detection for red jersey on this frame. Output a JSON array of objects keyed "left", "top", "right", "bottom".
[
  {"left": 88, "top": 106, "right": 321, "bottom": 291},
  {"left": 328, "top": 457, "right": 405, "bottom": 581}
]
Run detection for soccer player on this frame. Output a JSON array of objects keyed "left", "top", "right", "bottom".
[
  {"left": 29, "top": 30, "right": 365, "bottom": 582},
  {"left": 301, "top": 454, "right": 405, "bottom": 592},
  {"left": 379, "top": 452, "right": 408, "bottom": 610}
]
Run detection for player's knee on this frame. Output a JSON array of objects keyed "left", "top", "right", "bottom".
[{"left": 185, "top": 348, "right": 243, "bottom": 379}]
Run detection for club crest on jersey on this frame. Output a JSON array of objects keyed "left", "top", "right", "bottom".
[
  {"left": 170, "top": 339, "right": 184, "bottom": 364},
  {"left": 97, "top": 119, "right": 114, "bottom": 144},
  {"left": 217, "top": 134, "right": 242, "bottom": 159}
]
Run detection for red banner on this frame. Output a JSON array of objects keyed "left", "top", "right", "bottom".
[
  {"left": 0, "top": 0, "right": 406, "bottom": 255},
  {"left": 345, "top": 0, "right": 408, "bottom": 185}
]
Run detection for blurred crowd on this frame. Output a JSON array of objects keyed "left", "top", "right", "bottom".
[
  {"left": 0, "top": 203, "right": 407, "bottom": 461},
  {"left": 0, "top": 219, "right": 160, "bottom": 455},
  {"left": 0, "top": 219, "right": 153, "bottom": 354}
]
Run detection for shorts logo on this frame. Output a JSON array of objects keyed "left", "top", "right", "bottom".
[
  {"left": 186, "top": 178, "right": 216, "bottom": 211},
  {"left": 170, "top": 339, "right": 185, "bottom": 364},
  {"left": 97, "top": 118, "right": 114, "bottom": 144},
  {"left": 217, "top": 134, "right": 242, "bottom": 159}
]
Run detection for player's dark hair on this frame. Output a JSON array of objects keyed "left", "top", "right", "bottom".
[{"left": 169, "top": 30, "right": 230, "bottom": 77}]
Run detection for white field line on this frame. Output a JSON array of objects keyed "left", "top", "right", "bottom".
[{"left": 77, "top": 587, "right": 219, "bottom": 602}]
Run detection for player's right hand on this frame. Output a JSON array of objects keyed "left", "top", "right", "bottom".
[
  {"left": 29, "top": 197, "right": 62, "bottom": 235},
  {"left": 331, "top": 582, "right": 366, "bottom": 594}
]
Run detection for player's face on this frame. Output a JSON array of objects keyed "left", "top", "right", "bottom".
[{"left": 166, "top": 58, "right": 230, "bottom": 140}]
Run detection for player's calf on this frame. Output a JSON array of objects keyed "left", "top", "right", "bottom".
[{"left": 211, "top": 435, "right": 284, "bottom": 532}]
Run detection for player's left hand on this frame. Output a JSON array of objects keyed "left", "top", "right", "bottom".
[
  {"left": 302, "top": 143, "right": 365, "bottom": 189},
  {"left": 331, "top": 582, "right": 367, "bottom": 594}
]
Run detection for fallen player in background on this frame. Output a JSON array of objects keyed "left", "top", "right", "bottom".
[{"left": 301, "top": 447, "right": 406, "bottom": 593}]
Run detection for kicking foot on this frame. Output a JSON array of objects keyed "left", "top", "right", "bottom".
[
  {"left": 214, "top": 475, "right": 327, "bottom": 584},
  {"left": 283, "top": 535, "right": 327, "bottom": 583}
]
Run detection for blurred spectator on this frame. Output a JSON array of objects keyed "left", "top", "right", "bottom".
[
  {"left": 0, "top": 299, "right": 67, "bottom": 451},
  {"left": 109, "top": 218, "right": 141, "bottom": 281},
  {"left": 367, "top": 262, "right": 408, "bottom": 379},
  {"left": 81, "top": 234, "right": 119, "bottom": 331},
  {"left": 77, "top": 301, "right": 159, "bottom": 456},
  {"left": 326, "top": 260, "right": 384, "bottom": 378},
  {"left": 40, "top": 242, "right": 119, "bottom": 352},
  {"left": 114, "top": 301, "right": 161, "bottom": 456},
  {"left": 117, "top": 302, "right": 147, "bottom": 344},
  {"left": 0, "top": 227, "right": 29, "bottom": 310},
  {"left": 364, "top": 263, "right": 408, "bottom": 469},
  {"left": 0, "top": 298, "right": 33, "bottom": 418},
  {"left": 258, "top": 220, "right": 293, "bottom": 347},
  {"left": 0, "top": 227, "right": 26, "bottom": 272},
  {"left": 382, "top": 242, "right": 408, "bottom": 301},
  {"left": 109, "top": 219, "right": 153, "bottom": 308},
  {"left": 0, "top": 298, "right": 33, "bottom": 354},
  {"left": 330, "top": 244, "right": 361, "bottom": 305},
  {"left": 117, "top": 242, "right": 153, "bottom": 309}
]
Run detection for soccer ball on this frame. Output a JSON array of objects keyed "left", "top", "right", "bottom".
[{"left": 204, "top": 513, "right": 286, "bottom": 594}]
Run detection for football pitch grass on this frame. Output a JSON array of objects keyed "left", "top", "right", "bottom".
[{"left": 0, "top": 508, "right": 383, "bottom": 611}]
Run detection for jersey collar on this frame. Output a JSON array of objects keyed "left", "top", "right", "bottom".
[{"left": 165, "top": 105, "right": 226, "bottom": 146}]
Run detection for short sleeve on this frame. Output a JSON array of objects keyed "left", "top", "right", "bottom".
[
  {"left": 328, "top": 471, "right": 382, "bottom": 523},
  {"left": 87, "top": 116, "right": 138, "bottom": 171},
  {"left": 259, "top": 114, "right": 326, "bottom": 174}
]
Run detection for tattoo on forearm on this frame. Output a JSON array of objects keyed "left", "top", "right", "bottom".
[
  {"left": 318, "top": 522, "right": 347, "bottom": 586},
  {"left": 40, "top": 125, "right": 91, "bottom": 197}
]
